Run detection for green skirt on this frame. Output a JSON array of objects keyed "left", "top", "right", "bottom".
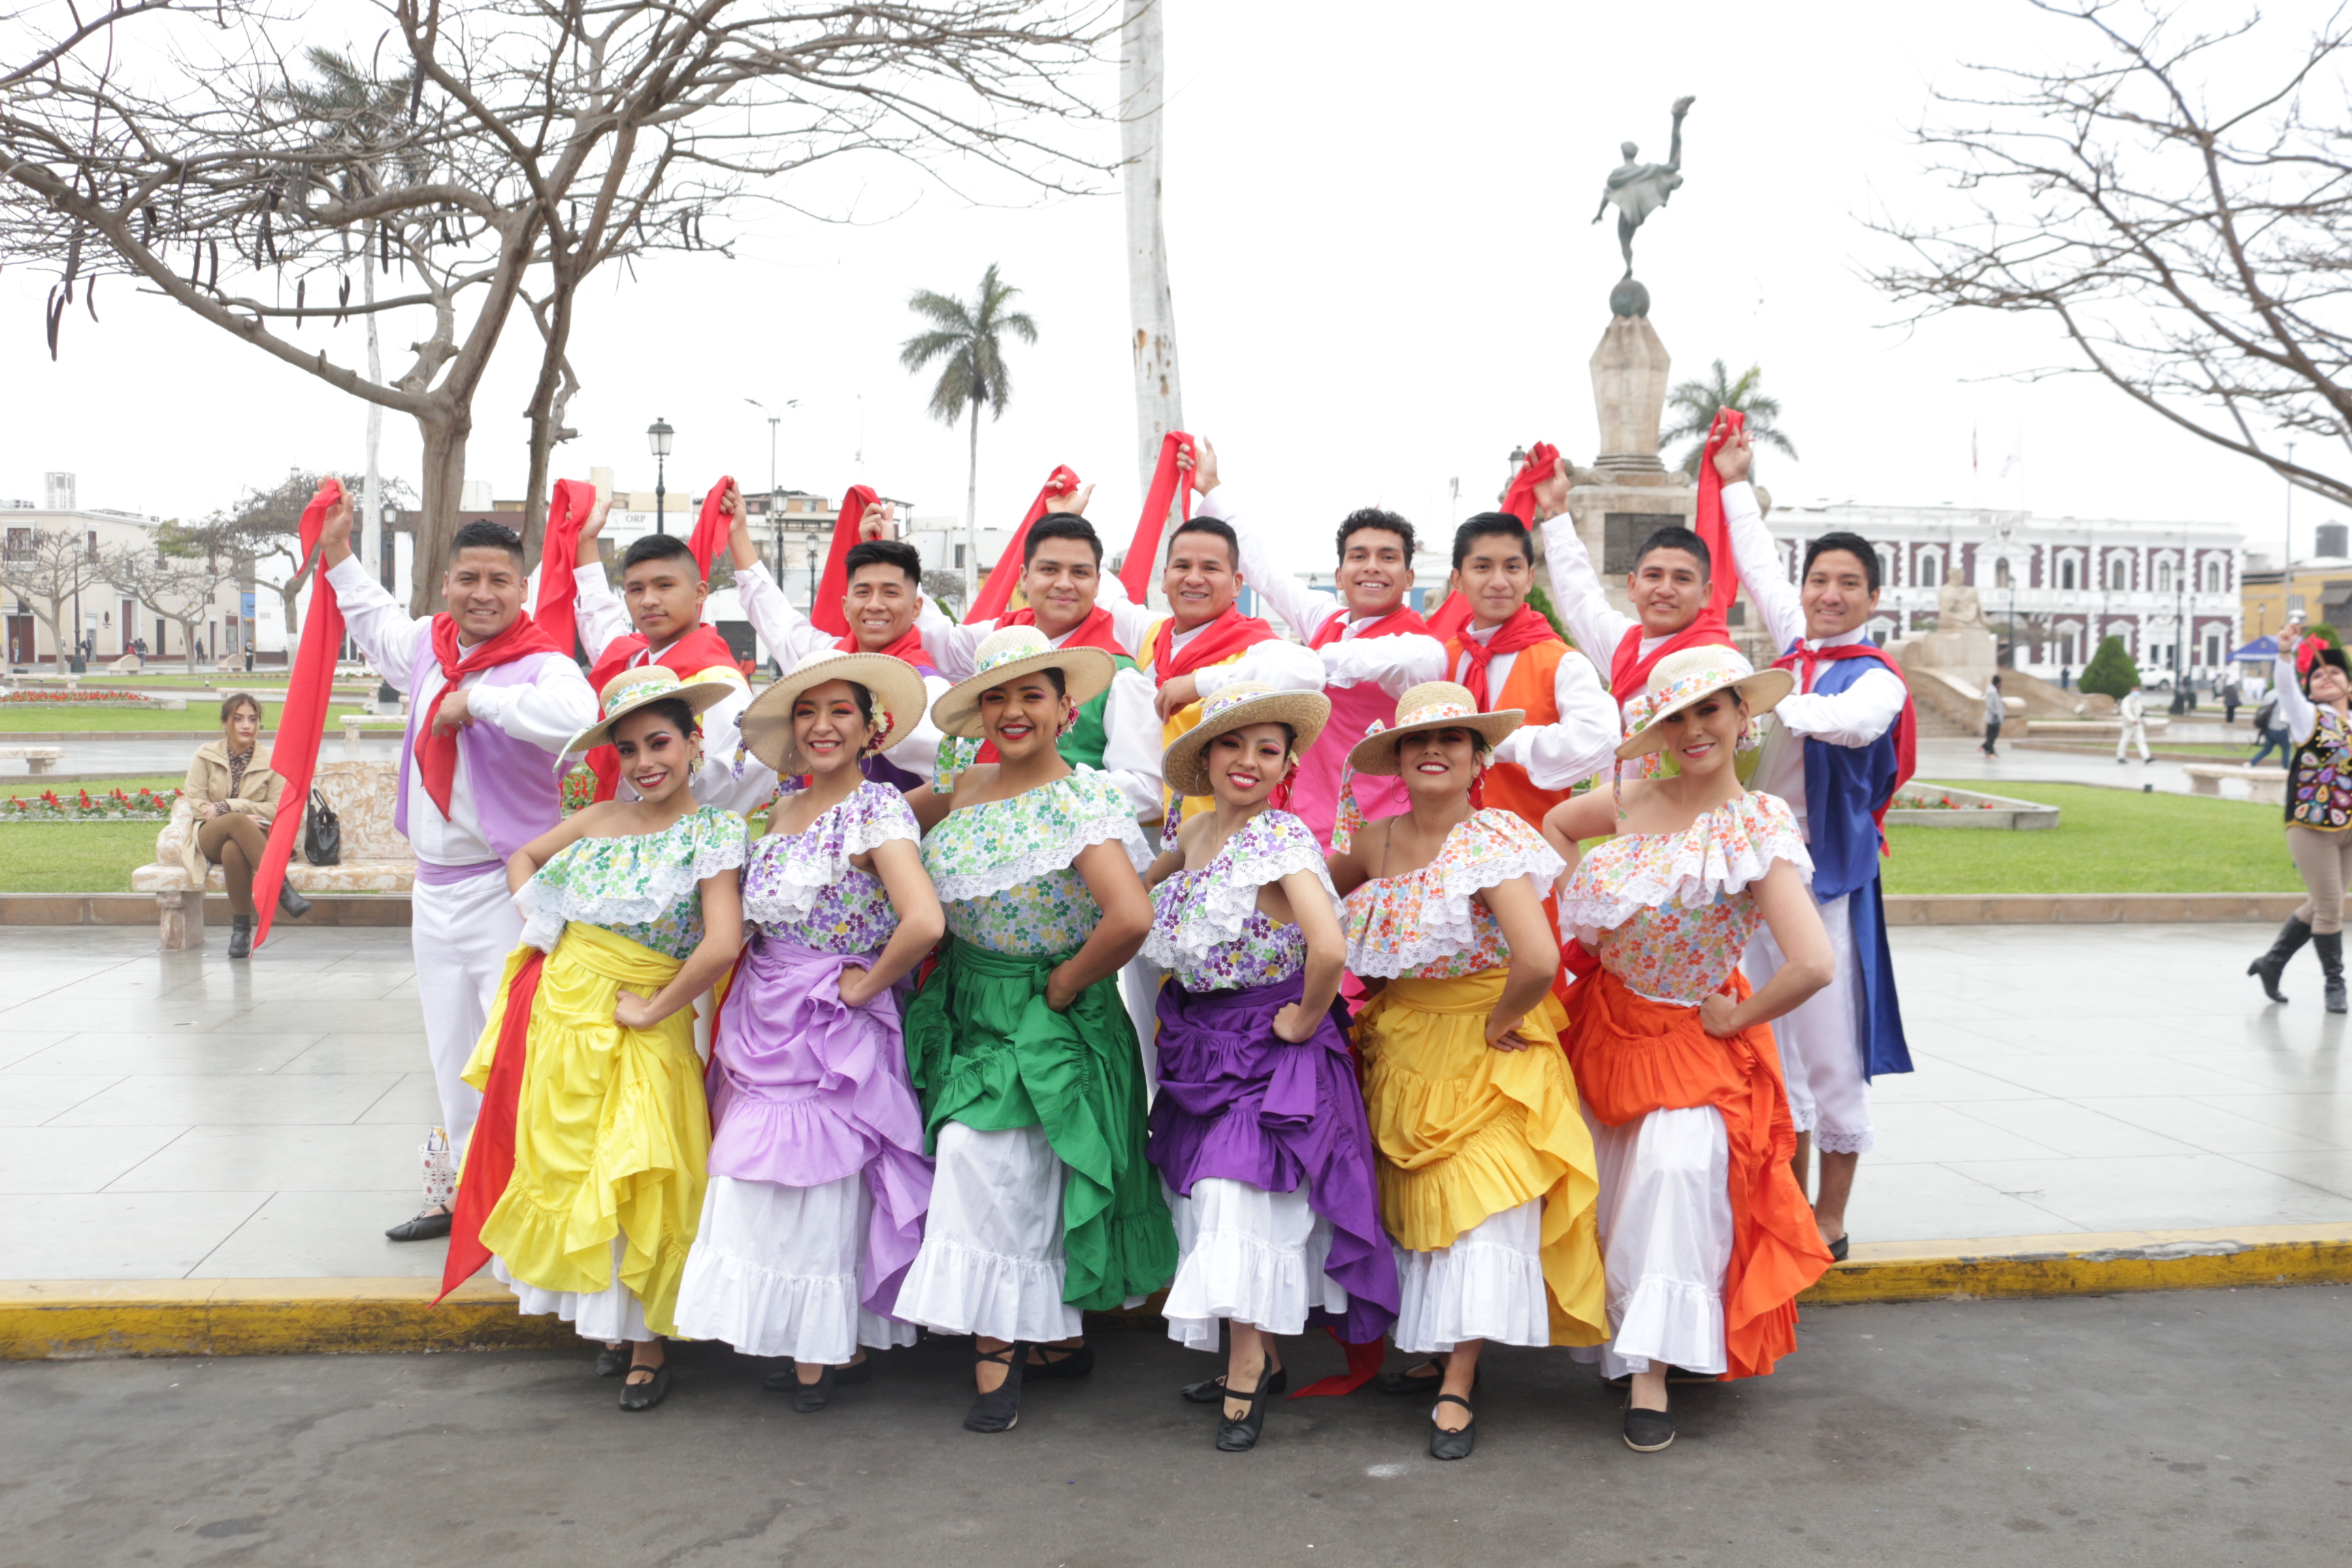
[{"left": 904, "top": 938, "right": 1177, "bottom": 1313}]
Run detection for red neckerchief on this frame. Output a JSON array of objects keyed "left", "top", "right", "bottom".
[
  {"left": 1309, "top": 602, "right": 1431, "bottom": 649},
  {"left": 583, "top": 622, "right": 740, "bottom": 802},
  {"left": 966, "top": 466, "right": 1081, "bottom": 625},
  {"left": 840, "top": 623, "right": 930, "bottom": 666},
  {"left": 1772, "top": 638, "right": 1918, "bottom": 838},
  {"left": 1003, "top": 602, "right": 1130, "bottom": 657},
  {"left": 1452, "top": 604, "right": 1556, "bottom": 709},
  {"left": 415, "top": 612, "right": 563, "bottom": 818},
  {"left": 1610, "top": 615, "right": 1737, "bottom": 701},
  {"left": 1152, "top": 603, "right": 1276, "bottom": 683}
]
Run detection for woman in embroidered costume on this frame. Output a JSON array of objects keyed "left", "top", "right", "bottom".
[
  {"left": 2249, "top": 628, "right": 2352, "bottom": 1013},
  {"left": 449, "top": 667, "right": 746, "bottom": 1411},
  {"left": 1143, "top": 685, "right": 1398, "bottom": 1452},
  {"left": 896, "top": 627, "right": 1177, "bottom": 1433},
  {"left": 1544, "top": 646, "right": 1837, "bottom": 1453},
  {"left": 1328, "top": 681, "right": 1605, "bottom": 1463},
  {"left": 671, "top": 650, "right": 944, "bottom": 1410}
]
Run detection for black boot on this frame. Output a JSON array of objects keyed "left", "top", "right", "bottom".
[
  {"left": 277, "top": 880, "right": 312, "bottom": 920},
  {"left": 227, "top": 915, "right": 253, "bottom": 959},
  {"left": 2319, "top": 932, "right": 2347, "bottom": 1015},
  {"left": 2249, "top": 916, "right": 2313, "bottom": 1002}
]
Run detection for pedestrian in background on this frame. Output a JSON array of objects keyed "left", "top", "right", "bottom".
[
  {"left": 2251, "top": 691, "right": 2289, "bottom": 768},
  {"left": 2117, "top": 679, "right": 2152, "bottom": 765},
  {"left": 1980, "top": 674, "right": 2004, "bottom": 757},
  {"left": 2222, "top": 670, "right": 2240, "bottom": 725}
]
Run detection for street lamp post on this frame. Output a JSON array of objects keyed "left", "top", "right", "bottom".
[
  {"left": 2170, "top": 536, "right": 2191, "bottom": 715},
  {"left": 647, "top": 417, "right": 674, "bottom": 535}
]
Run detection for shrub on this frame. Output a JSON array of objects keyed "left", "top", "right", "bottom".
[{"left": 2077, "top": 634, "right": 2142, "bottom": 700}]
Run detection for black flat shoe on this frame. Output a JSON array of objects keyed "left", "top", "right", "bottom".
[
  {"left": 384, "top": 1208, "right": 452, "bottom": 1242},
  {"left": 1026, "top": 1342, "right": 1094, "bottom": 1380},
  {"left": 618, "top": 1362, "right": 672, "bottom": 1411},
  {"left": 965, "top": 1343, "right": 1025, "bottom": 1434},
  {"left": 1375, "top": 1360, "right": 1445, "bottom": 1395},
  {"left": 1623, "top": 1404, "right": 1675, "bottom": 1452},
  {"left": 1182, "top": 1366, "right": 1286, "bottom": 1404},
  {"left": 595, "top": 1345, "right": 630, "bottom": 1378},
  {"left": 792, "top": 1364, "right": 839, "bottom": 1413},
  {"left": 765, "top": 1356, "right": 872, "bottom": 1394},
  {"left": 1215, "top": 1365, "right": 1277, "bottom": 1453},
  {"left": 1827, "top": 1235, "right": 1850, "bottom": 1262},
  {"left": 276, "top": 881, "right": 312, "bottom": 919},
  {"left": 1428, "top": 1393, "right": 1476, "bottom": 1461},
  {"left": 227, "top": 915, "right": 253, "bottom": 959},
  {"left": 1605, "top": 1365, "right": 1716, "bottom": 1388}
]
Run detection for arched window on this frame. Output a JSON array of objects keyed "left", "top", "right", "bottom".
[
  {"left": 2060, "top": 557, "right": 2078, "bottom": 591},
  {"left": 2107, "top": 556, "right": 2129, "bottom": 591},
  {"left": 2157, "top": 559, "right": 2174, "bottom": 593},
  {"left": 1918, "top": 553, "right": 1942, "bottom": 588},
  {"left": 2202, "top": 558, "right": 2223, "bottom": 593},
  {"left": 1995, "top": 558, "right": 2013, "bottom": 589}
]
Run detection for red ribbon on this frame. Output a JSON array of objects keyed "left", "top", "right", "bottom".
[
  {"left": 1424, "top": 440, "right": 1556, "bottom": 641},
  {"left": 529, "top": 478, "right": 599, "bottom": 659},
  {"left": 1308, "top": 604, "right": 1429, "bottom": 649},
  {"left": 248, "top": 478, "right": 344, "bottom": 949},
  {"left": 1119, "top": 431, "right": 1195, "bottom": 604},
  {"left": 842, "top": 624, "right": 930, "bottom": 666},
  {"left": 1773, "top": 640, "right": 1918, "bottom": 845},
  {"left": 1151, "top": 603, "right": 1276, "bottom": 684},
  {"left": 1607, "top": 410, "right": 1745, "bottom": 698},
  {"left": 414, "top": 613, "right": 564, "bottom": 819},
  {"left": 811, "top": 484, "right": 879, "bottom": 638},
  {"left": 1000, "top": 602, "right": 1129, "bottom": 656},
  {"left": 966, "top": 465, "right": 1081, "bottom": 624},
  {"left": 436, "top": 949, "right": 545, "bottom": 1303},
  {"left": 687, "top": 475, "right": 734, "bottom": 585},
  {"left": 1454, "top": 603, "right": 1557, "bottom": 709},
  {"left": 1290, "top": 1330, "right": 1392, "bottom": 1399}
]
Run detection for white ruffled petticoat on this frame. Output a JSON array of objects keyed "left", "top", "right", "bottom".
[
  {"left": 1569, "top": 1104, "right": 1735, "bottom": 1380},
  {"left": 1161, "top": 1178, "right": 1348, "bottom": 1352},
  {"left": 1390, "top": 1196, "right": 1550, "bottom": 1354},
  {"left": 495, "top": 1235, "right": 652, "bottom": 1344},
  {"left": 892, "top": 1123, "right": 1085, "bottom": 1343},
  {"left": 672, "top": 1173, "right": 918, "bottom": 1364}
]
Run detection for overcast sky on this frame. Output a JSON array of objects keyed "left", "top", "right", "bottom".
[{"left": 4, "top": 0, "right": 2339, "bottom": 574}]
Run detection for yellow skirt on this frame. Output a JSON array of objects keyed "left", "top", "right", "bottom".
[
  {"left": 461, "top": 922, "right": 711, "bottom": 1337},
  {"left": 1356, "top": 970, "right": 1605, "bottom": 1346}
]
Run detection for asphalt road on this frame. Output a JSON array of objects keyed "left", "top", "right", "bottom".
[{"left": 3, "top": 1287, "right": 2347, "bottom": 1568}]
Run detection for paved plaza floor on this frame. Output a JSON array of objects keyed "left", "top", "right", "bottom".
[
  {"left": 2, "top": 918, "right": 2349, "bottom": 1280},
  {"left": 3, "top": 1288, "right": 2345, "bottom": 1567}
]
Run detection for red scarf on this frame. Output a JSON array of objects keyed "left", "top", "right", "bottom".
[
  {"left": 581, "top": 622, "right": 741, "bottom": 801},
  {"left": 1452, "top": 603, "right": 1558, "bottom": 709},
  {"left": 1119, "top": 431, "right": 1195, "bottom": 603},
  {"left": 1424, "top": 441, "right": 1556, "bottom": 642},
  {"left": 840, "top": 623, "right": 930, "bottom": 668},
  {"left": 966, "top": 466, "right": 1080, "bottom": 625},
  {"left": 414, "top": 612, "right": 564, "bottom": 818},
  {"left": 1309, "top": 602, "right": 1430, "bottom": 649},
  {"left": 529, "top": 478, "right": 598, "bottom": 659},
  {"left": 811, "top": 485, "right": 878, "bottom": 638},
  {"left": 686, "top": 475, "right": 734, "bottom": 583},
  {"left": 1607, "top": 410, "right": 1744, "bottom": 701},
  {"left": 1152, "top": 603, "right": 1276, "bottom": 684},
  {"left": 1003, "top": 602, "right": 1130, "bottom": 657},
  {"left": 438, "top": 949, "right": 545, "bottom": 1304},
  {"left": 248, "top": 478, "right": 344, "bottom": 949},
  {"left": 1773, "top": 639, "right": 1918, "bottom": 836}
]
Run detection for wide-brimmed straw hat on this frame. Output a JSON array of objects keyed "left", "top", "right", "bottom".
[
  {"left": 930, "top": 625, "right": 1115, "bottom": 740},
  {"left": 565, "top": 664, "right": 740, "bottom": 755},
  {"left": 739, "top": 647, "right": 930, "bottom": 775},
  {"left": 1615, "top": 645, "right": 1794, "bottom": 760},
  {"left": 1344, "top": 682, "right": 1523, "bottom": 776},
  {"left": 1161, "top": 682, "right": 1333, "bottom": 798}
]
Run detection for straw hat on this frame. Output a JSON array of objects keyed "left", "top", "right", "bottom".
[
  {"left": 1614, "top": 645, "right": 1794, "bottom": 760},
  {"left": 1344, "top": 681, "right": 1524, "bottom": 776},
  {"left": 1160, "top": 682, "right": 1333, "bottom": 798},
  {"left": 739, "top": 647, "right": 930, "bottom": 776},
  {"left": 564, "top": 664, "right": 740, "bottom": 755},
  {"left": 930, "top": 625, "right": 1115, "bottom": 740}
]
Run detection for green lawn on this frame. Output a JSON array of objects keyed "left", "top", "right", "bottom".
[
  {"left": 0, "top": 823, "right": 161, "bottom": 892},
  {"left": 1882, "top": 780, "right": 2296, "bottom": 895},
  {"left": 0, "top": 702, "right": 289, "bottom": 732}
]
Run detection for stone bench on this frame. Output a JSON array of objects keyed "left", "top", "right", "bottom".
[
  {"left": 131, "top": 759, "right": 414, "bottom": 948},
  {"left": 0, "top": 747, "right": 65, "bottom": 775},
  {"left": 338, "top": 712, "right": 409, "bottom": 742},
  {"left": 2185, "top": 764, "right": 2287, "bottom": 806}
]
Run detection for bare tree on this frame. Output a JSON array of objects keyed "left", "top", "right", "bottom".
[
  {"left": 0, "top": 525, "right": 105, "bottom": 666},
  {"left": 3, "top": 1, "right": 1112, "bottom": 609},
  {"left": 1867, "top": 1, "right": 2352, "bottom": 510},
  {"left": 104, "top": 524, "right": 243, "bottom": 674}
]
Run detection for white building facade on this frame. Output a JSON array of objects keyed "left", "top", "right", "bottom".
[
  {"left": 1759, "top": 500, "right": 2243, "bottom": 681},
  {"left": 2, "top": 474, "right": 246, "bottom": 669}
]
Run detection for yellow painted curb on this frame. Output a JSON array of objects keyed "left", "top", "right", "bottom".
[{"left": 6, "top": 1226, "right": 2349, "bottom": 1358}]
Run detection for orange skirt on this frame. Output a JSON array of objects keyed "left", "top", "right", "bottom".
[{"left": 1562, "top": 967, "right": 1832, "bottom": 1379}]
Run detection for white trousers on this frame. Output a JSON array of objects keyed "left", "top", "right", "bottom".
[
  {"left": 2117, "top": 721, "right": 2151, "bottom": 762},
  {"left": 673, "top": 1173, "right": 919, "bottom": 1365},
  {"left": 1745, "top": 889, "right": 1874, "bottom": 1154},
  {"left": 1391, "top": 1196, "right": 1550, "bottom": 1355},
  {"left": 1122, "top": 953, "right": 1164, "bottom": 1098},
  {"left": 1571, "top": 1106, "right": 1733, "bottom": 1381},
  {"left": 894, "top": 1124, "right": 1083, "bottom": 1343},
  {"left": 1162, "top": 1178, "right": 1344, "bottom": 1352},
  {"left": 411, "top": 868, "right": 520, "bottom": 1156}
]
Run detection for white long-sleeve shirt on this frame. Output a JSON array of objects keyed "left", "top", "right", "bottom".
[
  {"left": 574, "top": 567, "right": 771, "bottom": 814},
  {"left": 1445, "top": 620, "right": 1620, "bottom": 789},
  {"left": 1203, "top": 485, "right": 1446, "bottom": 698},
  {"left": 1097, "top": 494, "right": 1326, "bottom": 700},
  {"left": 734, "top": 558, "right": 947, "bottom": 785},
  {"left": 1725, "top": 482, "right": 1909, "bottom": 833},
  {"left": 327, "top": 555, "right": 598, "bottom": 865},
  {"left": 1541, "top": 508, "right": 1646, "bottom": 686}
]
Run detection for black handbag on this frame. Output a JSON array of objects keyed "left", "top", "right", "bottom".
[{"left": 302, "top": 786, "right": 342, "bottom": 866}]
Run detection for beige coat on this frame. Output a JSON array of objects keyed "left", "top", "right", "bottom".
[{"left": 178, "top": 738, "right": 287, "bottom": 883}]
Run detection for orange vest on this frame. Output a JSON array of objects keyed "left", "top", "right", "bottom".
[{"left": 1446, "top": 634, "right": 1578, "bottom": 832}]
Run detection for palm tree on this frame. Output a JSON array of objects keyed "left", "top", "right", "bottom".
[
  {"left": 900, "top": 264, "right": 1038, "bottom": 600},
  {"left": 1659, "top": 359, "right": 1798, "bottom": 477}
]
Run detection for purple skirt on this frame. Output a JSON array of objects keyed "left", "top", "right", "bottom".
[
  {"left": 1147, "top": 972, "right": 1399, "bottom": 1344},
  {"left": 707, "top": 932, "right": 932, "bottom": 1320}
]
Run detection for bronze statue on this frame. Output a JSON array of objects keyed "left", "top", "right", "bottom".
[{"left": 1593, "top": 96, "right": 1696, "bottom": 279}]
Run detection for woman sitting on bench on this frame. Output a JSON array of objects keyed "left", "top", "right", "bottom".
[{"left": 180, "top": 692, "right": 310, "bottom": 958}]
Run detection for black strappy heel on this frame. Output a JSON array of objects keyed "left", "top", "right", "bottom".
[
  {"left": 965, "top": 1342, "right": 1025, "bottom": 1433},
  {"left": 1215, "top": 1365, "right": 1277, "bottom": 1453},
  {"left": 1428, "top": 1392, "right": 1476, "bottom": 1460}
]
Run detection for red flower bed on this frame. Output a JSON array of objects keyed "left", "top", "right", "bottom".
[{"left": 2, "top": 785, "right": 182, "bottom": 820}]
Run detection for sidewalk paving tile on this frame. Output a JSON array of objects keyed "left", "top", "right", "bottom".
[
  {"left": 105, "top": 1124, "right": 436, "bottom": 1193},
  {"left": 4, "top": 1032, "right": 324, "bottom": 1076},
  {"left": 189, "top": 1189, "right": 448, "bottom": 1279},
  {"left": 0, "top": 1125, "right": 185, "bottom": 1195},
  {"left": 44, "top": 1073, "right": 404, "bottom": 1127},
  {"left": 10, "top": 1192, "right": 270, "bottom": 1279}
]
